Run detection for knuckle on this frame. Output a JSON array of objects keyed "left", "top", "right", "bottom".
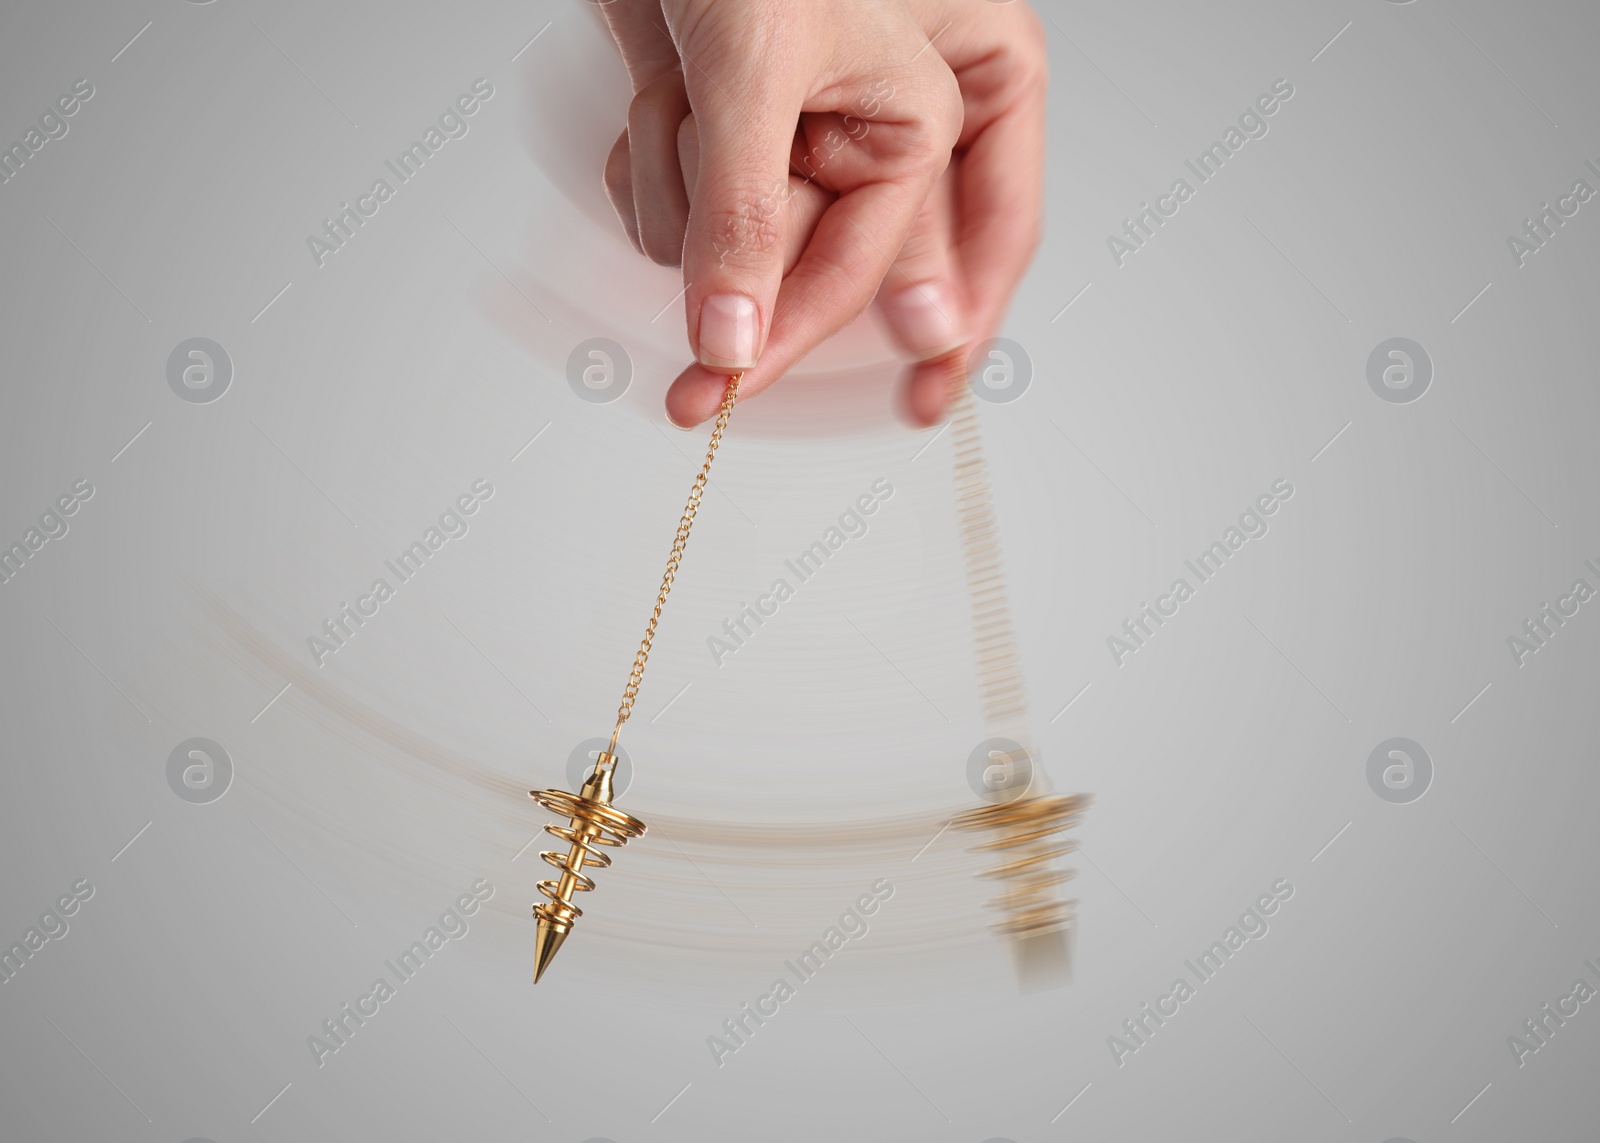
[
  {"left": 604, "top": 131, "right": 631, "bottom": 194},
  {"left": 811, "top": 247, "right": 877, "bottom": 317},
  {"left": 894, "top": 213, "right": 945, "bottom": 270},
  {"left": 628, "top": 70, "right": 688, "bottom": 133},
  {"left": 641, "top": 229, "right": 684, "bottom": 267},
  {"left": 601, "top": 128, "right": 627, "bottom": 177},
  {"left": 901, "top": 65, "right": 964, "bottom": 160},
  {"left": 940, "top": 68, "right": 967, "bottom": 146},
  {"left": 642, "top": 228, "right": 685, "bottom": 267},
  {"left": 700, "top": 198, "right": 783, "bottom": 267}
]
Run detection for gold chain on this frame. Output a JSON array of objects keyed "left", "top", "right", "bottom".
[
  {"left": 943, "top": 361, "right": 1029, "bottom": 742},
  {"left": 608, "top": 373, "right": 742, "bottom": 753}
]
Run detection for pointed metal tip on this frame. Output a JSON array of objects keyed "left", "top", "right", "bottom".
[
  {"left": 1012, "top": 926, "right": 1074, "bottom": 994},
  {"left": 532, "top": 917, "right": 570, "bottom": 984}
]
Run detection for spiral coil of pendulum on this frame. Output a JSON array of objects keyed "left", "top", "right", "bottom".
[
  {"left": 529, "top": 767, "right": 647, "bottom": 981},
  {"left": 532, "top": 790, "right": 644, "bottom": 916},
  {"left": 959, "top": 791, "right": 1089, "bottom": 939},
  {"left": 527, "top": 374, "right": 740, "bottom": 983},
  {"left": 939, "top": 354, "right": 1090, "bottom": 980}
]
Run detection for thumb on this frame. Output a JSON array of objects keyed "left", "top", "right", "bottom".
[
  {"left": 670, "top": 13, "right": 807, "bottom": 371},
  {"left": 678, "top": 113, "right": 834, "bottom": 278}
]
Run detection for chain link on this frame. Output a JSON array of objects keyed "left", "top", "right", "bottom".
[{"left": 610, "top": 373, "right": 741, "bottom": 750}]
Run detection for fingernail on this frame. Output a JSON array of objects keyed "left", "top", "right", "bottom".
[
  {"left": 881, "top": 281, "right": 966, "bottom": 359},
  {"left": 697, "top": 293, "right": 760, "bottom": 369},
  {"left": 665, "top": 408, "right": 694, "bottom": 431}
]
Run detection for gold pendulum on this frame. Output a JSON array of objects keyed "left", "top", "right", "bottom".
[
  {"left": 528, "top": 373, "right": 741, "bottom": 983},
  {"left": 937, "top": 354, "right": 1091, "bottom": 985}
]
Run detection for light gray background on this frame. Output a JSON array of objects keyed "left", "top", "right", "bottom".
[{"left": 2, "top": 0, "right": 1597, "bottom": 1140}]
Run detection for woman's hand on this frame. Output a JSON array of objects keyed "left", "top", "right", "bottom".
[{"left": 598, "top": 0, "right": 1045, "bottom": 427}]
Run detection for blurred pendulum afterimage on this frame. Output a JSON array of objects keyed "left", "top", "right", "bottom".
[{"left": 940, "top": 353, "right": 1091, "bottom": 991}]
